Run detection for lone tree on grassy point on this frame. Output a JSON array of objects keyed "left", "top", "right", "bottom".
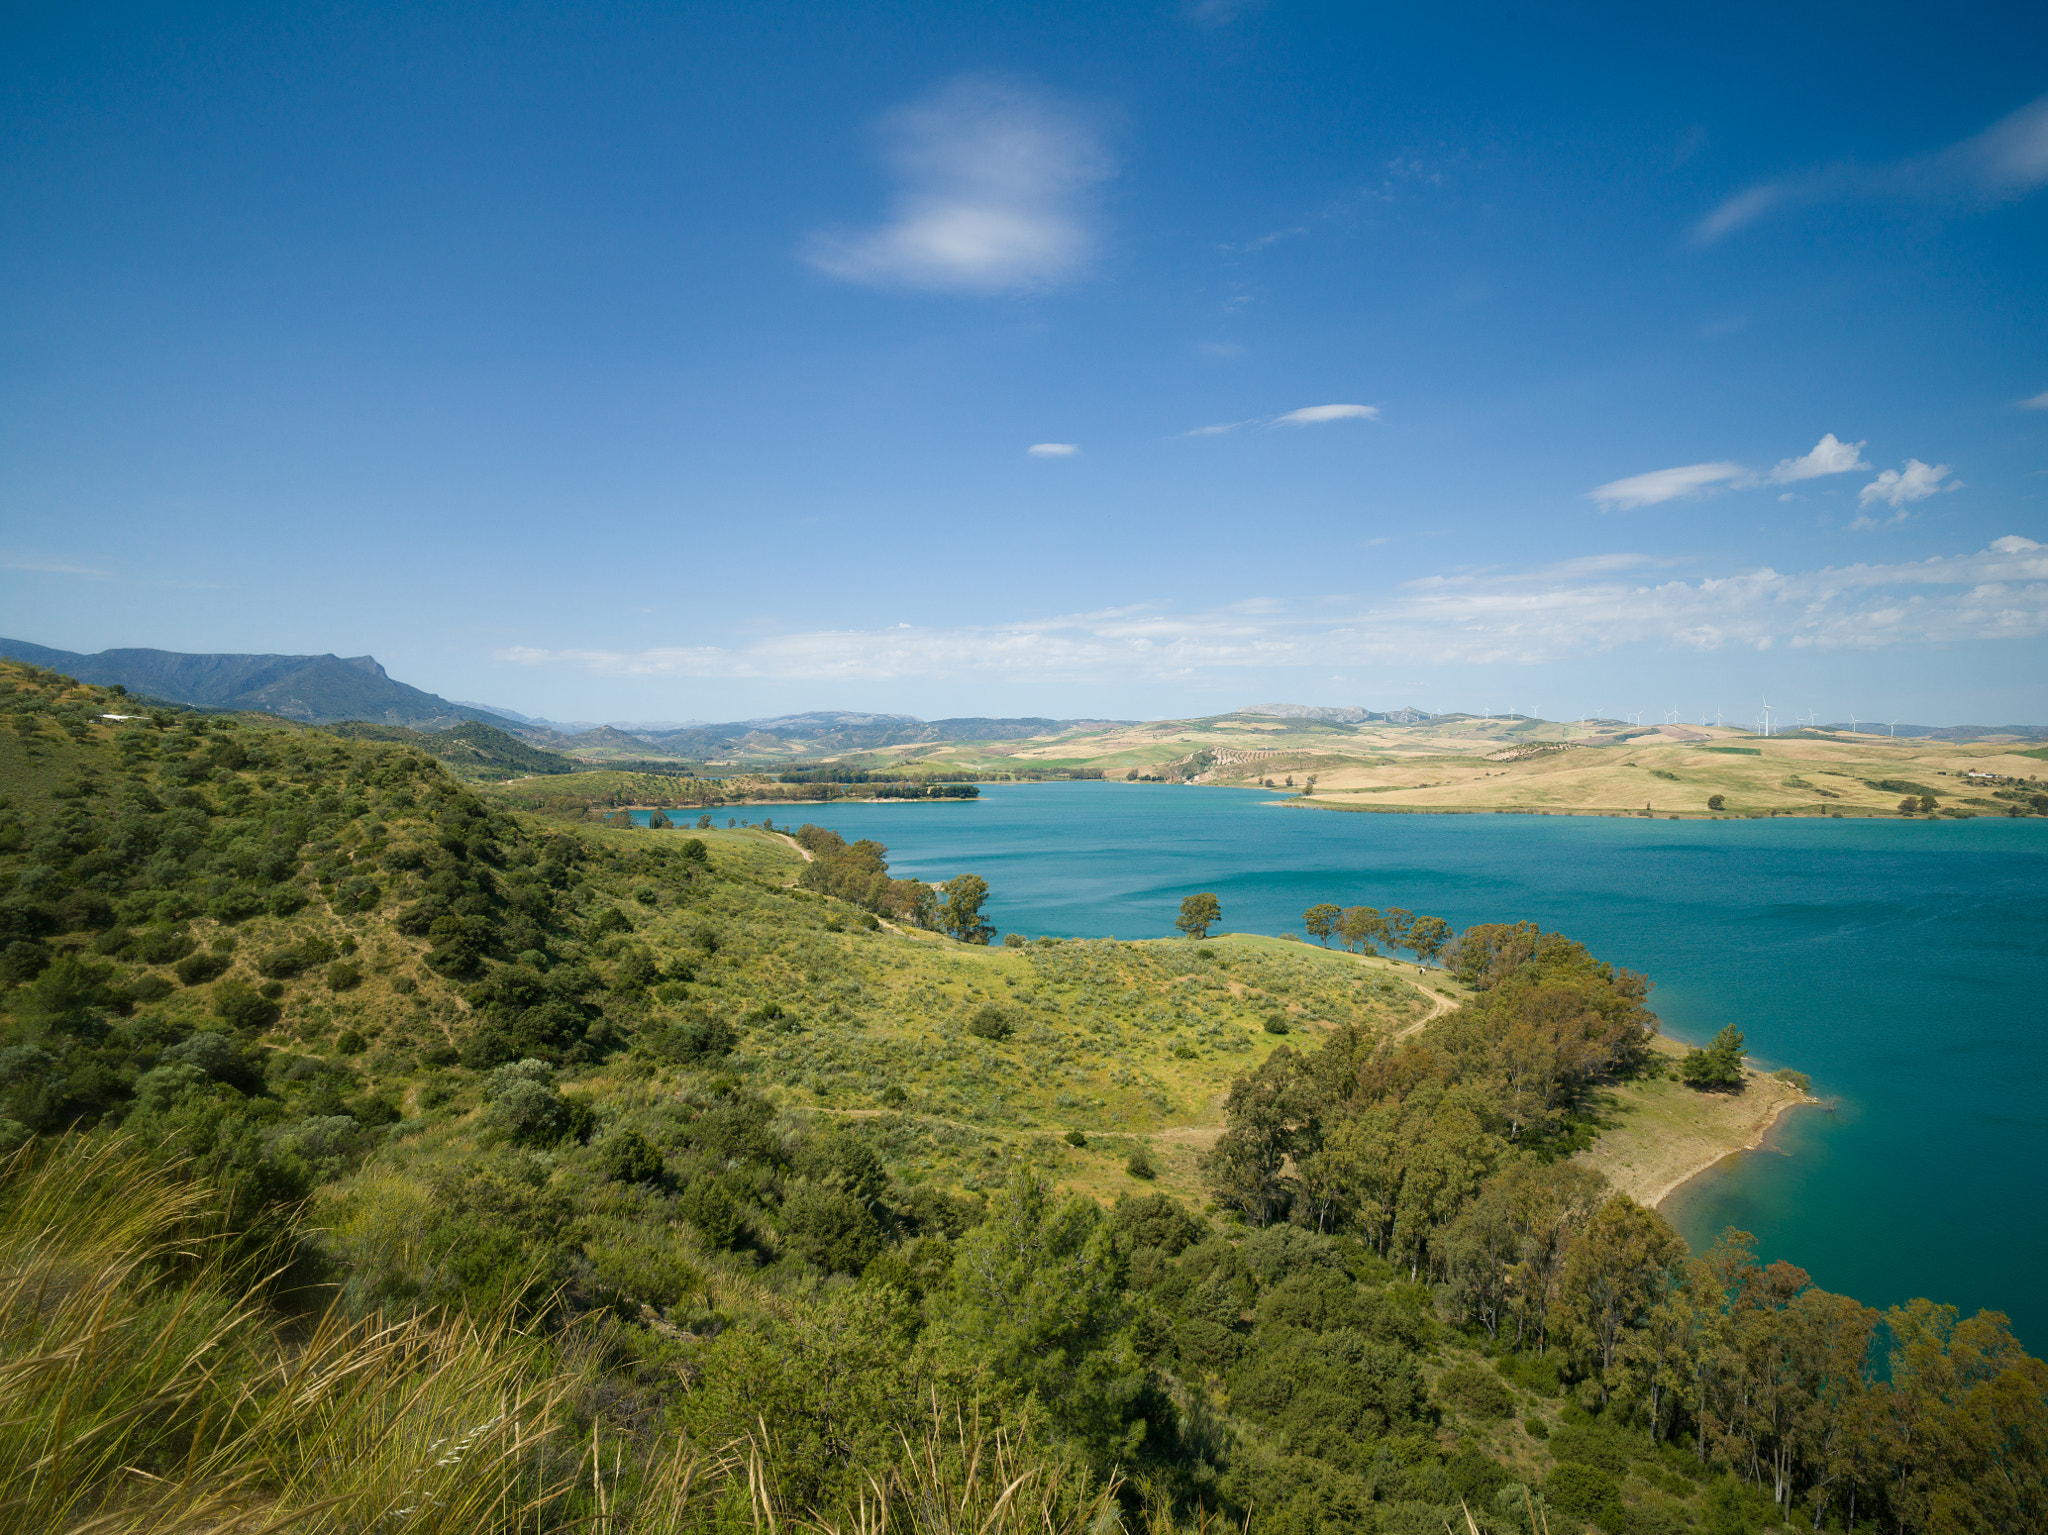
[
  {"left": 1407, "top": 915, "right": 1451, "bottom": 970},
  {"left": 1337, "top": 904, "right": 1386, "bottom": 954},
  {"left": 1708, "top": 794, "right": 1726, "bottom": 811},
  {"left": 1680, "top": 1024, "right": 1747, "bottom": 1089},
  {"left": 1176, "top": 892, "right": 1221, "bottom": 939},
  {"left": 648, "top": 810, "right": 672, "bottom": 829},
  {"left": 940, "top": 874, "right": 995, "bottom": 945},
  {"left": 1303, "top": 903, "right": 1342, "bottom": 946}
]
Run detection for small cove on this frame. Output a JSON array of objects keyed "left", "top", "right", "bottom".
[{"left": 649, "top": 783, "right": 2048, "bottom": 1345}]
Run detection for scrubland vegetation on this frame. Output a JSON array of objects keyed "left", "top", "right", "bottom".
[{"left": 0, "top": 660, "right": 2041, "bottom": 1535}]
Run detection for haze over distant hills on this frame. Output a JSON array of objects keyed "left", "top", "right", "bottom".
[{"left": 3, "top": 639, "right": 2038, "bottom": 748}]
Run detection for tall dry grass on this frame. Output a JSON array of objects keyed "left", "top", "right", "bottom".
[{"left": 0, "top": 1136, "right": 1159, "bottom": 1535}]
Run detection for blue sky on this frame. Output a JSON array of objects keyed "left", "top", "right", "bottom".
[{"left": 4, "top": 1, "right": 2045, "bottom": 726}]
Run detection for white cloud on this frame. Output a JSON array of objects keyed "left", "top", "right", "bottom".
[
  {"left": 1027, "top": 442, "right": 1078, "bottom": 457},
  {"left": 1697, "top": 92, "right": 2048, "bottom": 241},
  {"left": 1591, "top": 462, "right": 1746, "bottom": 511},
  {"left": 1696, "top": 185, "right": 1788, "bottom": 242},
  {"left": 1769, "top": 433, "right": 1869, "bottom": 483},
  {"left": 1275, "top": 403, "right": 1380, "bottom": 425},
  {"left": 1595, "top": 433, "right": 1893, "bottom": 510},
  {"left": 1859, "top": 458, "right": 1957, "bottom": 510},
  {"left": 496, "top": 538, "right": 2048, "bottom": 685},
  {"left": 1177, "top": 404, "right": 1380, "bottom": 437},
  {"left": 2018, "top": 390, "right": 2048, "bottom": 410},
  {"left": 802, "top": 78, "right": 1111, "bottom": 293}
]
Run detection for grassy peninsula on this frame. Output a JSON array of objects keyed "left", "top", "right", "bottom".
[{"left": 1, "top": 659, "right": 2041, "bottom": 1535}]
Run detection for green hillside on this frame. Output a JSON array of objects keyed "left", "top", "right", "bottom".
[
  {"left": 0, "top": 657, "right": 2039, "bottom": 1535},
  {"left": 325, "top": 717, "right": 583, "bottom": 779}
]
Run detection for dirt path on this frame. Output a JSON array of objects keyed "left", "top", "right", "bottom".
[{"left": 1390, "top": 974, "right": 1461, "bottom": 1040}]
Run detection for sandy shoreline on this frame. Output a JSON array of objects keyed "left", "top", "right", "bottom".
[
  {"left": 1644, "top": 1080, "right": 1819, "bottom": 1210},
  {"left": 1576, "top": 1050, "right": 1821, "bottom": 1212}
]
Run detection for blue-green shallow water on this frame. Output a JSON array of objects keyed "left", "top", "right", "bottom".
[{"left": 656, "top": 785, "right": 2048, "bottom": 1344}]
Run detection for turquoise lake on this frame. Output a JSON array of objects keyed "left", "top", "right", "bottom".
[{"left": 655, "top": 783, "right": 2048, "bottom": 1345}]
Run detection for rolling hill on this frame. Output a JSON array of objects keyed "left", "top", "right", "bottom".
[{"left": 0, "top": 638, "right": 517, "bottom": 729}]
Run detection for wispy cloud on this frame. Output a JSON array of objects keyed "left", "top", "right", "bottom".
[
  {"left": 1697, "top": 92, "right": 2048, "bottom": 241},
  {"left": 497, "top": 537, "right": 2048, "bottom": 684},
  {"left": 1276, "top": 403, "right": 1379, "bottom": 425},
  {"left": 0, "top": 553, "right": 221, "bottom": 589},
  {"left": 802, "top": 77, "right": 1111, "bottom": 293},
  {"left": 2018, "top": 389, "right": 2048, "bottom": 411},
  {"left": 1593, "top": 434, "right": 1881, "bottom": 510},
  {"left": 1026, "top": 442, "right": 1078, "bottom": 457},
  {"left": 1, "top": 555, "right": 118, "bottom": 580},
  {"left": 1591, "top": 462, "right": 1748, "bottom": 511},
  {"left": 1180, "top": 403, "right": 1380, "bottom": 438}
]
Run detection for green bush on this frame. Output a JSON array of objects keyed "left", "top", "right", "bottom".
[
  {"left": 335, "top": 1028, "right": 367, "bottom": 1055},
  {"left": 599, "top": 1128, "right": 665, "bottom": 1184},
  {"left": 1127, "top": 1146, "right": 1158, "bottom": 1180},
  {"left": 1549, "top": 1423, "right": 1629, "bottom": 1474},
  {"left": 585, "top": 1231, "right": 700, "bottom": 1311},
  {"left": 1544, "top": 1463, "right": 1624, "bottom": 1534},
  {"left": 127, "top": 974, "right": 174, "bottom": 1004},
  {"left": 781, "top": 1180, "right": 883, "bottom": 1274},
  {"left": 134, "top": 926, "right": 194, "bottom": 965},
  {"left": 1063, "top": 1128, "right": 1088, "bottom": 1148},
  {"left": 678, "top": 1172, "right": 748, "bottom": 1248},
  {"left": 1496, "top": 1351, "right": 1562, "bottom": 1396},
  {"left": 173, "top": 950, "right": 233, "bottom": 986},
  {"left": 1523, "top": 1415, "right": 1550, "bottom": 1438},
  {"left": 964, "top": 1003, "right": 1017, "bottom": 1041},
  {"left": 1263, "top": 1012, "right": 1289, "bottom": 1034},
  {"left": 211, "top": 978, "right": 280, "bottom": 1032},
  {"left": 1435, "top": 1359, "right": 1514, "bottom": 1419},
  {"left": 325, "top": 961, "right": 362, "bottom": 991}
]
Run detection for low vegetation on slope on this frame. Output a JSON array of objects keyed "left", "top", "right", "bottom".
[
  {"left": 325, "top": 717, "right": 585, "bottom": 779},
  {"left": 0, "top": 659, "right": 2040, "bottom": 1535}
]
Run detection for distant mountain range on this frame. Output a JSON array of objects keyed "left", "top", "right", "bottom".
[
  {"left": 8, "top": 641, "right": 2040, "bottom": 750},
  {"left": 0, "top": 639, "right": 514, "bottom": 730}
]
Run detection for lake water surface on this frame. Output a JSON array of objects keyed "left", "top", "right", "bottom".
[{"left": 673, "top": 784, "right": 2048, "bottom": 1344}]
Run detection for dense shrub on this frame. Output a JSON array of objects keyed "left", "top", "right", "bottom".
[
  {"left": 1435, "top": 1359, "right": 1514, "bottom": 1419},
  {"left": 211, "top": 978, "right": 281, "bottom": 1032},
  {"left": 1546, "top": 1464, "right": 1624, "bottom": 1534},
  {"left": 173, "top": 950, "right": 233, "bottom": 986},
  {"left": 964, "top": 1003, "right": 1018, "bottom": 1041},
  {"left": 598, "top": 1128, "right": 665, "bottom": 1184}
]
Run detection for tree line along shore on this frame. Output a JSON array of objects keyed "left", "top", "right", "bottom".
[{"left": 0, "top": 659, "right": 2040, "bottom": 1535}]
